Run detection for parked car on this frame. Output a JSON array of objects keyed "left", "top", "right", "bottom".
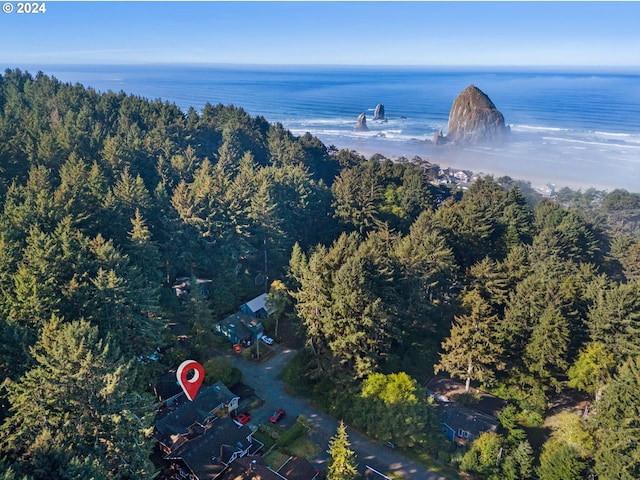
[
  {"left": 269, "top": 409, "right": 285, "bottom": 423},
  {"left": 232, "top": 344, "right": 242, "bottom": 354},
  {"left": 260, "top": 335, "right": 274, "bottom": 345},
  {"left": 235, "top": 412, "right": 252, "bottom": 425}
]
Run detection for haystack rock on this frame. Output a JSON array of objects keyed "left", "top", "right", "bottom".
[
  {"left": 373, "top": 104, "right": 386, "bottom": 121},
  {"left": 445, "top": 85, "right": 509, "bottom": 145},
  {"left": 355, "top": 112, "right": 369, "bottom": 131}
]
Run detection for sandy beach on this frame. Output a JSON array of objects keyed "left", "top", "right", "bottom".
[{"left": 318, "top": 133, "right": 640, "bottom": 193}]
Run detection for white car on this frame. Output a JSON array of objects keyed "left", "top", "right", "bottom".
[{"left": 260, "top": 335, "right": 274, "bottom": 345}]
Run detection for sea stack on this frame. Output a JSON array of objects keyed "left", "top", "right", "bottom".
[
  {"left": 444, "top": 85, "right": 509, "bottom": 145},
  {"left": 432, "top": 130, "right": 446, "bottom": 145},
  {"left": 373, "top": 104, "right": 386, "bottom": 121},
  {"left": 355, "top": 112, "right": 369, "bottom": 131}
]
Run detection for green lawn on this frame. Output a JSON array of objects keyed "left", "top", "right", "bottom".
[
  {"left": 285, "top": 435, "right": 321, "bottom": 459},
  {"left": 252, "top": 429, "right": 276, "bottom": 451},
  {"left": 263, "top": 450, "right": 290, "bottom": 470},
  {"left": 258, "top": 419, "right": 321, "bottom": 468}
]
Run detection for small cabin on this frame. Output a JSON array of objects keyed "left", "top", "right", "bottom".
[{"left": 240, "top": 293, "right": 276, "bottom": 319}]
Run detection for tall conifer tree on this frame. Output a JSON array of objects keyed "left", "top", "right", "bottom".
[
  {"left": 435, "top": 289, "right": 505, "bottom": 392},
  {"left": 327, "top": 421, "right": 358, "bottom": 480}
]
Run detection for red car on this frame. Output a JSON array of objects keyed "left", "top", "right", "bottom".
[
  {"left": 235, "top": 412, "right": 252, "bottom": 425},
  {"left": 269, "top": 409, "right": 285, "bottom": 423}
]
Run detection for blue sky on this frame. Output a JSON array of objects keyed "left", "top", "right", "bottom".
[{"left": 1, "top": 1, "right": 639, "bottom": 67}]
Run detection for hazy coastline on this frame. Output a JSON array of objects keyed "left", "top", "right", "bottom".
[
  {"left": 8, "top": 64, "right": 639, "bottom": 193},
  {"left": 305, "top": 130, "right": 640, "bottom": 193}
]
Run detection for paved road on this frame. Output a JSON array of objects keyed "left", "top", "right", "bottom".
[{"left": 230, "top": 344, "right": 448, "bottom": 480}]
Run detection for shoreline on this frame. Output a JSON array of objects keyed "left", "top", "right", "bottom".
[{"left": 312, "top": 134, "right": 640, "bottom": 194}]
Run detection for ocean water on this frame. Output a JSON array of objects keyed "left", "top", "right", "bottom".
[{"left": 18, "top": 64, "right": 640, "bottom": 192}]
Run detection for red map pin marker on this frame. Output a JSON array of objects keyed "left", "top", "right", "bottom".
[{"left": 176, "top": 360, "right": 205, "bottom": 401}]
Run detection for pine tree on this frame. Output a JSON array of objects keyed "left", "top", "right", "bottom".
[
  {"left": 265, "top": 279, "right": 290, "bottom": 337},
  {"left": 332, "top": 164, "right": 382, "bottom": 234},
  {"left": 126, "top": 209, "right": 162, "bottom": 311},
  {"left": 327, "top": 253, "right": 394, "bottom": 378},
  {"left": 460, "top": 431, "right": 506, "bottom": 480},
  {"left": 9, "top": 225, "right": 63, "bottom": 328},
  {"left": 290, "top": 245, "right": 331, "bottom": 367},
  {"left": 592, "top": 356, "right": 640, "bottom": 480},
  {"left": 568, "top": 342, "right": 616, "bottom": 401},
  {"left": 358, "top": 372, "right": 437, "bottom": 449},
  {"left": 498, "top": 260, "right": 580, "bottom": 380},
  {"left": 327, "top": 421, "right": 358, "bottom": 480},
  {"left": 435, "top": 177, "right": 509, "bottom": 268},
  {"left": 468, "top": 257, "right": 510, "bottom": 316},
  {"left": 536, "top": 440, "right": 586, "bottom": 480},
  {"left": 248, "top": 177, "right": 283, "bottom": 292},
  {"left": 0, "top": 322, "right": 35, "bottom": 395},
  {"left": 0, "top": 457, "right": 34, "bottom": 480},
  {"left": 524, "top": 304, "right": 570, "bottom": 390},
  {"left": 88, "top": 234, "right": 162, "bottom": 357},
  {"left": 393, "top": 210, "right": 456, "bottom": 313},
  {"left": 435, "top": 289, "right": 505, "bottom": 392},
  {"left": 502, "top": 186, "right": 534, "bottom": 250},
  {"left": 588, "top": 280, "right": 640, "bottom": 358},
  {"left": 501, "top": 441, "right": 534, "bottom": 480},
  {"left": 0, "top": 317, "right": 156, "bottom": 479}
]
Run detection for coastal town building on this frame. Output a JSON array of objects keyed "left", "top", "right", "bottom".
[
  {"left": 427, "top": 376, "right": 505, "bottom": 446},
  {"left": 240, "top": 293, "right": 276, "bottom": 319},
  {"left": 439, "top": 403, "right": 500, "bottom": 446},
  {"left": 215, "top": 311, "right": 264, "bottom": 346},
  {"left": 156, "top": 382, "right": 240, "bottom": 455},
  {"left": 155, "top": 384, "right": 321, "bottom": 480},
  {"left": 164, "top": 416, "right": 260, "bottom": 479},
  {"left": 214, "top": 293, "right": 275, "bottom": 345}
]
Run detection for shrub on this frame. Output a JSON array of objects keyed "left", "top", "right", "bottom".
[
  {"left": 242, "top": 347, "right": 253, "bottom": 360},
  {"left": 278, "top": 422, "right": 308, "bottom": 449},
  {"left": 278, "top": 349, "right": 316, "bottom": 397},
  {"left": 517, "top": 409, "right": 545, "bottom": 428},
  {"left": 259, "top": 423, "right": 282, "bottom": 441},
  {"left": 162, "top": 344, "right": 192, "bottom": 369},
  {"left": 202, "top": 356, "right": 242, "bottom": 387},
  {"left": 295, "top": 414, "right": 311, "bottom": 429}
]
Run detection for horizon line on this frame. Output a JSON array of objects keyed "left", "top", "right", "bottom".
[{"left": 4, "top": 62, "right": 640, "bottom": 72}]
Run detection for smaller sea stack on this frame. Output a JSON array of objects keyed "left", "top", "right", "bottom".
[
  {"left": 355, "top": 112, "right": 369, "bottom": 131},
  {"left": 373, "top": 104, "right": 386, "bottom": 121}
]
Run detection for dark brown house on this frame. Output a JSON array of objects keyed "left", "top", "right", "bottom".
[
  {"left": 166, "top": 417, "right": 261, "bottom": 480},
  {"left": 156, "top": 381, "right": 240, "bottom": 455}
]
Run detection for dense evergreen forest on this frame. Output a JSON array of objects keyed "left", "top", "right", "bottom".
[{"left": 0, "top": 69, "right": 638, "bottom": 480}]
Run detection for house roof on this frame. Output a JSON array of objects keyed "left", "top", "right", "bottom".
[
  {"left": 156, "top": 381, "right": 240, "bottom": 450},
  {"left": 221, "top": 456, "right": 285, "bottom": 480},
  {"left": 426, "top": 376, "right": 506, "bottom": 417},
  {"left": 171, "top": 277, "right": 213, "bottom": 296},
  {"left": 167, "top": 417, "right": 254, "bottom": 480},
  {"left": 243, "top": 293, "right": 276, "bottom": 316},
  {"left": 218, "top": 312, "right": 260, "bottom": 339},
  {"left": 277, "top": 456, "right": 318, "bottom": 480},
  {"left": 172, "top": 277, "right": 213, "bottom": 288},
  {"left": 440, "top": 403, "right": 499, "bottom": 438},
  {"left": 155, "top": 371, "right": 185, "bottom": 401}
]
